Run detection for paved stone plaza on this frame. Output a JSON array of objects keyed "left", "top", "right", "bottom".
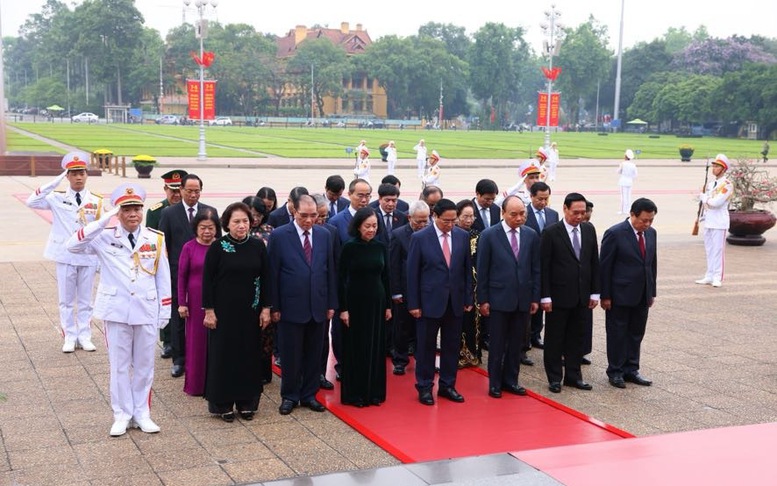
[{"left": 1, "top": 156, "right": 775, "bottom": 485}]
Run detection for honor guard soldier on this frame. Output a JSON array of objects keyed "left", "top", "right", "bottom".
[
  {"left": 26, "top": 151, "right": 106, "bottom": 353},
  {"left": 496, "top": 159, "right": 542, "bottom": 207},
  {"left": 422, "top": 150, "right": 442, "bottom": 189},
  {"left": 354, "top": 147, "right": 371, "bottom": 183},
  {"left": 145, "top": 169, "right": 188, "bottom": 230},
  {"left": 696, "top": 154, "right": 734, "bottom": 288},
  {"left": 67, "top": 183, "right": 171, "bottom": 437},
  {"left": 146, "top": 169, "right": 187, "bottom": 359}
]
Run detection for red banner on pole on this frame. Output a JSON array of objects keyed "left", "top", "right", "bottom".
[
  {"left": 536, "top": 92, "right": 561, "bottom": 127},
  {"left": 187, "top": 80, "right": 217, "bottom": 120}
]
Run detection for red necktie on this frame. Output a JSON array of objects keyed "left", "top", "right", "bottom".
[
  {"left": 303, "top": 230, "right": 312, "bottom": 265},
  {"left": 442, "top": 232, "right": 451, "bottom": 267},
  {"left": 638, "top": 231, "right": 646, "bottom": 258}
]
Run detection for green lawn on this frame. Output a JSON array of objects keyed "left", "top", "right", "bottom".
[{"left": 8, "top": 122, "right": 766, "bottom": 160}]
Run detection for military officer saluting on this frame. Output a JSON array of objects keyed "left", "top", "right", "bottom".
[
  {"left": 496, "top": 158, "right": 543, "bottom": 207},
  {"left": 145, "top": 169, "right": 188, "bottom": 230},
  {"left": 26, "top": 151, "right": 106, "bottom": 353},
  {"left": 67, "top": 183, "right": 171, "bottom": 437},
  {"left": 146, "top": 169, "right": 187, "bottom": 359}
]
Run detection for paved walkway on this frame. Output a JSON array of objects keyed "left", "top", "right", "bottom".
[{"left": 1, "top": 158, "right": 776, "bottom": 485}]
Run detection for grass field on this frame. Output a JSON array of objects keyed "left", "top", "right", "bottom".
[{"left": 8, "top": 122, "right": 766, "bottom": 160}]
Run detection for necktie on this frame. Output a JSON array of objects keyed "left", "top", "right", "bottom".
[
  {"left": 537, "top": 210, "right": 545, "bottom": 232},
  {"left": 385, "top": 213, "right": 392, "bottom": 233},
  {"left": 303, "top": 230, "right": 312, "bottom": 265},
  {"left": 75, "top": 192, "right": 82, "bottom": 206},
  {"left": 329, "top": 201, "right": 336, "bottom": 216},
  {"left": 188, "top": 207, "right": 195, "bottom": 223},
  {"left": 510, "top": 229, "right": 519, "bottom": 259},
  {"left": 638, "top": 231, "right": 646, "bottom": 258},
  {"left": 481, "top": 207, "right": 489, "bottom": 227},
  {"left": 572, "top": 227, "right": 581, "bottom": 259},
  {"left": 442, "top": 232, "right": 451, "bottom": 267},
  {"left": 128, "top": 232, "right": 136, "bottom": 249}
]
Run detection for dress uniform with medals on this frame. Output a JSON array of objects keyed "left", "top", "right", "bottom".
[
  {"left": 67, "top": 183, "right": 171, "bottom": 437},
  {"left": 496, "top": 158, "right": 542, "bottom": 207},
  {"left": 146, "top": 169, "right": 187, "bottom": 359},
  {"left": 26, "top": 151, "right": 106, "bottom": 353},
  {"left": 696, "top": 154, "right": 734, "bottom": 288},
  {"left": 422, "top": 150, "right": 442, "bottom": 188}
]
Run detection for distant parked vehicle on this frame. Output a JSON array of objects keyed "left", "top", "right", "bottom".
[
  {"left": 72, "top": 112, "right": 99, "bottom": 123},
  {"left": 209, "top": 117, "right": 233, "bottom": 126},
  {"left": 156, "top": 114, "right": 179, "bottom": 125}
]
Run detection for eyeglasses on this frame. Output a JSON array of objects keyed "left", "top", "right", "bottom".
[
  {"left": 459, "top": 214, "right": 475, "bottom": 220},
  {"left": 297, "top": 213, "right": 318, "bottom": 220},
  {"left": 182, "top": 188, "right": 201, "bottom": 195},
  {"left": 438, "top": 218, "right": 457, "bottom": 225}
]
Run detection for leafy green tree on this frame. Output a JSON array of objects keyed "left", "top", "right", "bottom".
[
  {"left": 418, "top": 22, "right": 471, "bottom": 60},
  {"left": 287, "top": 38, "right": 350, "bottom": 118},
  {"left": 711, "top": 64, "right": 777, "bottom": 136}
]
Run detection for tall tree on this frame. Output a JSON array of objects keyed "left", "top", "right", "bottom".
[
  {"left": 418, "top": 22, "right": 471, "bottom": 60},
  {"left": 287, "top": 38, "right": 350, "bottom": 118}
]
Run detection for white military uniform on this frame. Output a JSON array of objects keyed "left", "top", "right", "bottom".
[
  {"left": 354, "top": 148, "right": 371, "bottom": 183},
  {"left": 386, "top": 142, "right": 398, "bottom": 176},
  {"left": 618, "top": 150, "right": 639, "bottom": 214},
  {"left": 422, "top": 150, "right": 441, "bottom": 188},
  {"left": 67, "top": 184, "right": 171, "bottom": 434},
  {"left": 495, "top": 159, "right": 539, "bottom": 206},
  {"left": 26, "top": 154, "right": 106, "bottom": 349},
  {"left": 548, "top": 144, "right": 560, "bottom": 181},
  {"left": 699, "top": 155, "right": 734, "bottom": 285},
  {"left": 414, "top": 141, "right": 428, "bottom": 179}
]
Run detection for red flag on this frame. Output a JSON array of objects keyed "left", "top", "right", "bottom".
[
  {"left": 541, "top": 66, "right": 562, "bottom": 81},
  {"left": 190, "top": 51, "right": 216, "bottom": 67}
]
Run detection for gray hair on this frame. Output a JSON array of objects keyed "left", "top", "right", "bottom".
[
  {"left": 311, "top": 193, "right": 328, "bottom": 208},
  {"left": 408, "top": 200, "right": 430, "bottom": 216}
]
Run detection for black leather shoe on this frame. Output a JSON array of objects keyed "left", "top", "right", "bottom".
[
  {"left": 488, "top": 387, "right": 502, "bottom": 398},
  {"left": 239, "top": 411, "right": 255, "bottom": 421},
  {"left": 531, "top": 339, "right": 545, "bottom": 349},
  {"left": 319, "top": 375, "right": 334, "bottom": 390},
  {"left": 624, "top": 373, "right": 653, "bottom": 386},
  {"left": 161, "top": 344, "right": 173, "bottom": 359},
  {"left": 438, "top": 387, "right": 465, "bottom": 403},
  {"left": 609, "top": 376, "right": 626, "bottom": 389},
  {"left": 335, "top": 371, "right": 341, "bottom": 382},
  {"left": 564, "top": 379, "right": 593, "bottom": 390},
  {"left": 302, "top": 399, "right": 326, "bottom": 412},
  {"left": 278, "top": 399, "right": 296, "bottom": 415},
  {"left": 581, "top": 357, "right": 592, "bottom": 365},
  {"left": 502, "top": 384, "right": 528, "bottom": 396},
  {"left": 171, "top": 364, "right": 184, "bottom": 378},
  {"left": 418, "top": 389, "right": 434, "bottom": 406},
  {"left": 521, "top": 356, "right": 534, "bottom": 366},
  {"left": 220, "top": 412, "right": 235, "bottom": 423},
  {"left": 549, "top": 382, "right": 562, "bottom": 393},
  {"left": 392, "top": 365, "right": 406, "bottom": 376}
]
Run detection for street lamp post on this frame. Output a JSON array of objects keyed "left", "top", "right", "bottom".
[
  {"left": 184, "top": 0, "right": 219, "bottom": 161},
  {"left": 541, "top": 5, "right": 562, "bottom": 150}
]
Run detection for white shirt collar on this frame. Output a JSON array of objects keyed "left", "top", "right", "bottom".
[{"left": 501, "top": 221, "right": 519, "bottom": 235}]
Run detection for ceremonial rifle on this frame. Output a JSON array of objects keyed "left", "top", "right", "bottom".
[{"left": 692, "top": 157, "right": 710, "bottom": 236}]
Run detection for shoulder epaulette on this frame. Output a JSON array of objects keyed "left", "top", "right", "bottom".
[
  {"left": 93, "top": 193, "right": 103, "bottom": 199},
  {"left": 149, "top": 202, "right": 163, "bottom": 211},
  {"left": 54, "top": 190, "right": 65, "bottom": 193},
  {"left": 147, "top": 227, "right": 164, "bottom": 235}
]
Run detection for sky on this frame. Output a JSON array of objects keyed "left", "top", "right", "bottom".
[{"left": 2, "top": 0, "right": 776, "bottom": 52}]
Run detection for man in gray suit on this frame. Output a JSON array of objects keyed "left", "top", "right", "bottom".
[{"left": 477, "top": 196, "right": 540, "bottom": 398}]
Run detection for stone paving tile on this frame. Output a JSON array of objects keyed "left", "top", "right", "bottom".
[
  {"left": 221, "top": 457, "right": 296, "bottom": 484},
  {"left": 282, "top": 449, "right": 356, "bottom": 477},
  {"left": 8, "top": 444, "right": 79, "bottom": 470},
  {"left": 156, "top": 464, "right": 234, "bottom": 486},
  {"left": 142, "top": 445, "right": 215, "bottom": 473},
  {"left": 92, "top": 473, "right": 165, "bottom": 485},
  {"left": 73, "top": 439, "right": 153, "bottom": 480},
  {"left": 2, "top": 466, "right": 90, "bottom": 486}
]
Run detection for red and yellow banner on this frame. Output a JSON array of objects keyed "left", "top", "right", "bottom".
[
  {"left": 187, "top": 80, "right": 217, "bottom": 120},
  {"left": 537, "top": 92, "right": 561, "bottom": 127}
]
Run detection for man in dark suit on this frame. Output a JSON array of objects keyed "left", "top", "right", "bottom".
[
  {"left": 389, "top": 200, "right": 430, "bottom": 375},
  {"left": 581, "top": 200, "right": 596, "bottom": 364},
  {"left": 158, "top": 174, "right": 218, "bottom": 377},
  {"left": 268, "top": 195, "right": 338, "bottom": 415},
  {"left": 407, "top": 199, "right": 473, "bottom": 405},
  {"left": 374, "top": 183, "right": 408, "bottom": 246},
  {"left": 540, "top": 192, "right": 600, "bottom": 393},
  {"left": 370, "top": 175, "right": 410, "bottom": 213},
  {"left": 324, "top": 175, "right": 350, "bottom": 218},
  {"left": 267, "top": 186, "right": 309, "bottom": 228},
  {"left": 472, "top": 179, "right": 501, "bottom": 232},
  {"left": 420, "top": 185, "right": 443, "bottom": 221},
  {"left": 524, "top": 181, "right": 560, "bottom": 350},
  {"left": 477, "top": 196, "right": 540, "bottom": 398},
  {"left": 600, "top": 198, "right": 658, "bottom": 389}
]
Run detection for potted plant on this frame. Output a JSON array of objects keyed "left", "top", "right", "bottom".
[
  {"left": 132, "top": 154, "right": 157, "bottom": 179},
  {"left": 726, "top": 158, "right": 777, "bottom": 246},
  {"left": 92, "top": 148, "right": 113, "bottom": 169},
  {"left": 679, "top": 144, "right": 694, "bottom": 162}
]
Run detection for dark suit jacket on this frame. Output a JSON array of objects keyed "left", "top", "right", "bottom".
[
  {"left": 600, "top": 219, "right": 657, "bottom": 307},
  {"left": 369, "top": 198, "right": 410, "bottom": 213},
  {"left": 541, "top": 221, "right": 600, "bottom": 308},
  {"left": 525, "top": 205, "right": 559, "bottom": 235},
  {"left": 477, "top": 224, "right": 540, "bottom": 312},
  {"left": 471, "top": 199, "right": 501, "bottom": 232},
  {"left": 267, "top": 223, "right": 338, "bottom": 324},
  {"left": 375, "top": 209, "right": 408, "bottom": 246},
  {"left": 321, "top": 222, "right": 341, "bottom": 269},
  {"left": 406, "top": 225, "right": 473, "bottom": 319},
  {"left": 328, "top": 208, "right": 354, "bottom": 248},
  {"left": 329, "top": 197, "right": 350, "bottom": 218},
  {"left": 159, "top": 202, "right": 218, "bottom": 270},
  {"left": 267, "top": 203, "right": 292, "bottom": 228},
  {"left": 389, "top": 224, "right": 414, "bottom": 297}
]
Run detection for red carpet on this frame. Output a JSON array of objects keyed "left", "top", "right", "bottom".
[
  {"left": 514, "top": 422, "right": 777, "bottom": 485},
  {"left": 313, "top": 359, "right": 631, "bottom": 463}
]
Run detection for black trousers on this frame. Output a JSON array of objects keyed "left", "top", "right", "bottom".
[
  {"left": 487, "top": 309, "right": 528, "bottom": 390},
  {"left": 391, "top": 300, "right": 415, "bottom": 368},
  {"left": 415, "top": 301, "right": 462, "bottom": 391},
  {"left": 169, "top": 271, "right": 185, "bottom": 366},
  {"left": 582, "top": 308, "right": 593, "bottom": 355},
  {"left": 605, "top": 305, "right": 649, "bottom": 378},
  {"left": 281, "top": 319, "right": 326, "bottom": 403},
  {"left": 530, "top": 309, "right": 545, "bottom": 343},
  {"left": 543, "top": 306, "right": 586, "bottom": 384},
  {"left": 321, "top": 315, "right": 344, "bottom": 375}
]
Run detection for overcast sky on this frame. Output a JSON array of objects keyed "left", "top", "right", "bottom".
[{"left": 2, "top": 0, "right": 775, "bottom": 52}]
